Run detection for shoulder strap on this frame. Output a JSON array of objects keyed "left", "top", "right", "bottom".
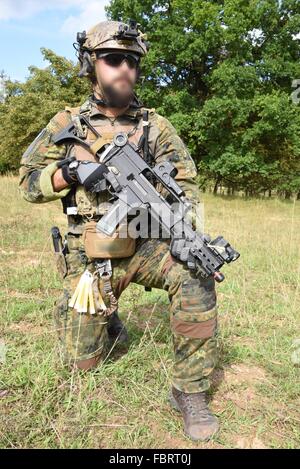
[{"left": 142, "top": 109, "right": 154, "bottom": 166}]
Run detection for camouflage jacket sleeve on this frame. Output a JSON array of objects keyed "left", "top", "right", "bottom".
[
  {"left": 19, "top": 110, "right": 73, "bottom": 203},
  {"left": 148, "top": 112, "right": 201, "bottom": 227}
]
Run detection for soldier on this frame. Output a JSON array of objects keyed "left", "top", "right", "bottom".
[{"left": 19, "top": 20, "right": 219, "bottom": 442}]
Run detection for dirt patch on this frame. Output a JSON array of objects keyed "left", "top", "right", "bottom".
[
  {"left": 129, "top": 303, "right": 167, "bottom": 331},
  {"left": 147, "top": 418, "right": 223, "bottom": 449},
  {"left": 221, "top": 388, "right": 257, "bottom": 410},
  {"left": 211, "top": 363, "right": 268, "bottom": 415},
  {"left": 7, "top": 321, "right": 45, "bottom": 336},
  {"left": 211, "top": 363, "right": 268, "bottom": 394},
  {"left": 147, "top": 420, "right": 192, "bottom": 449},
  {"left": 3, "top": 291, "right": 45, "bottom": 301},
  {"left": 0, "top": 390, "right": 9, "bottom": 399},
  {"left": 208, "top": 364, "right": 275, "bottom": 448},
  {"left": 223, "top": 363, "right": 267, "bottom": 386},
  {"left": 231, "top": 336, "right": 257, "bottom": 348},
  {"left": 1, "top": 249, "right": 42, "bottom": 266},
  {"left": 234, "top": 435, "right": 268, "bottom": 449}
]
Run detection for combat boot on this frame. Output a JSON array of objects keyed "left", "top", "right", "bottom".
[
  {"left": 169, "top": 386, "right": 219, "bottom": 442},
  {"left": 107, "top": 311, "right": 128, "bottom": 344}
]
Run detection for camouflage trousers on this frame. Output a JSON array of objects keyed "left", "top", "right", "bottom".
[{"left": 53, "top": 234, "right": 218, "bottom": 393}]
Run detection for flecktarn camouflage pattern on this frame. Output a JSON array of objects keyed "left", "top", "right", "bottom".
[{"left": 19, "top": 96, "right": 218, "bottom": 394}]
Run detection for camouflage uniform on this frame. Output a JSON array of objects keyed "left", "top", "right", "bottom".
[{"left": 19, "top": 97, "right": 218, "bottom": 393}]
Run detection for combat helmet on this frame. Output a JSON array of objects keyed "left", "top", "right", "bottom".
[{"left": 75, "top": 19, "right": 149, "bottom": 79}]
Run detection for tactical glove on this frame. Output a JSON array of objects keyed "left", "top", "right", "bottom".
[
  {"left": 75, "top": 161, "right": 109, "bottom": 192},
  {"left": 170, "top": 237, "right": 197, "bottom": 271},
  {"left": 58, "top": 157, "right": 108, "bottom": 192}
]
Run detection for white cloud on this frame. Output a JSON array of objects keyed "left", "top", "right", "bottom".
[
  {"left": 61, "top": 1, "right": 108, "bottom": 36},
  {"left": 0, "top": 0, "right": 96, "bottom": 21}
]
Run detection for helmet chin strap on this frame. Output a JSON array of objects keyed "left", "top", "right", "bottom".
[{"left": 92, "top": 81, "right": 111, "bottom": 107}]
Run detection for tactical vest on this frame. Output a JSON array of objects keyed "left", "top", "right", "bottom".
[
  {"left": 60, "top": 104, "right": 153, "bottom": 259},
  {"left": 61, "top": 105, "right": 152, "bottom": 219}
]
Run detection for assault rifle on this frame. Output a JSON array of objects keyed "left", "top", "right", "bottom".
[{"left": 53, "top": 116, "right": 240, "bottom": 282}]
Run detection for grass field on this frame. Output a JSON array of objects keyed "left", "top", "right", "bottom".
[{"left": 0, "top": 175, "right": 299, "bottom": 449}]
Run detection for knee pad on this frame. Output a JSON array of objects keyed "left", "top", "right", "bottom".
[{"left": 171, "top": 276, "right": 218, "bottom": 340}]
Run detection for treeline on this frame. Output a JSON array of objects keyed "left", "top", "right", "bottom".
[{"left": 1, "top": 0, "right": 300, "bottom": 197}]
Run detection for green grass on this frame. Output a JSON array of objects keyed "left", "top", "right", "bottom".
[{"left": 0, "top": 175, "right": 299, "bottom": 448}]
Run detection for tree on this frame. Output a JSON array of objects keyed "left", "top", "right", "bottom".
[
  {"left": 1, "top": 1, "right": 300, "bottom": 196},
  {"left": 107, "top": 0, "right": 300, "bottom": 195},
  {"left": 0, "top": 49, "right": 90, "bottom": 172}
]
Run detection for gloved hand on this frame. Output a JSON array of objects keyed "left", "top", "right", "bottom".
[
  {"left": 75, "top": 161, "right": 109, "bottom": 192},
  {"left": 58, "top": 157, "right": 108, "bottom": 192},
  {"left": 57, "top": 156, "right": 78, "bottom": 185},
  {"left": 170, "top": 237, "right": 197, "bottom": 271}
]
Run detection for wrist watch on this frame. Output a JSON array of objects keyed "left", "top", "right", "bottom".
[{"left": 61, "top": 159, "right": 79, "bottom": 185}]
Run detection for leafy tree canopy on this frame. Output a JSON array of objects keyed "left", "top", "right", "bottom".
[
  {"left": 107, "top": 0, "right": 300, "bottom": 193},
  {"left": 0, "top": 49, "right": 90, "bottom": 172},
  {"left": 1, "top": 0, "right": 300, "bottom": 196}
]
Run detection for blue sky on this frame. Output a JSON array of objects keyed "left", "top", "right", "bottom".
[
  {"left": 0, "top": 1, "right": 109, "bottom": 82},
  {"left": 1, "top": 1, "right": 299, "bottom": 83}
]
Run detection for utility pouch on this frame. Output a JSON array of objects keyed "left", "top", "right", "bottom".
[
  {"left": 51, "top": 226, "right": 68, "bottom": 278},
  {"left": 82, "top": 220, "right": 136, "bottom": 259}
]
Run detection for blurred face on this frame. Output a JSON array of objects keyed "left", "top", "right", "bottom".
[{"left": 94, "top": 52, "right": 139, "bottom": 108}]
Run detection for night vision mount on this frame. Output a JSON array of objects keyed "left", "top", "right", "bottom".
[
  {"left": 76, "top": 30, "right": 87, "bottom": 46},
  {"left": 115, "top": 20, "right": 140, "bottom": 40}
]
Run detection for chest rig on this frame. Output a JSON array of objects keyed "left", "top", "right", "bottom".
[
  {"left": 61, "top": 106, "right": 152, "bottom": 220},
  {"left": 61, "top": 104, "right": 154, "bottom": 262},
  {"left": 59, "top": 106, "right": 153, "bottom": 317}
]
